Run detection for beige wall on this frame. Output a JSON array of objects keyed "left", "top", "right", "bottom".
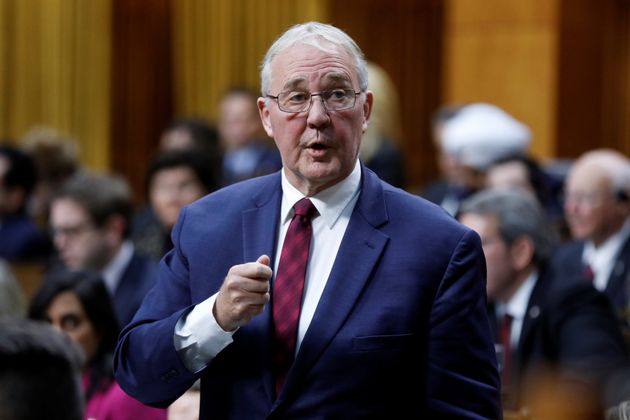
[{"left": 443, "top": 0, "right": 560, "bottom": 159}]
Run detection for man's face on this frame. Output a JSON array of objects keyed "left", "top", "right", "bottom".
[
  {"left": 50, "top": 198, "right": 109, "bottom": 270},
  {"left": 459, "top": 213, "right": 515, "bottom": 302},
  {"left": 219, "top": 94, "right": 262, "bottom": 150},
  {"left": 564, "top": 163, "right": 622, "bottom": 245},
  {"left": 150, "top": 166, "right": 207, "bottom": 229},
  {"left": 258, "top": 42, "right": 372, "bottom": 196}
]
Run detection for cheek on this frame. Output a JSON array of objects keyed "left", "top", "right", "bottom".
[{"left": 75, "top": 327, "right": 99, "bottom": 360}]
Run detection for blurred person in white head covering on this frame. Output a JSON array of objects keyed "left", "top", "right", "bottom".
[{"left": 435, "top": 103, "right": 531, "bottom": 215}]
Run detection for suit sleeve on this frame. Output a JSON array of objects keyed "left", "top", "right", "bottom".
[
  {"left": 113, "top": 207, "right": 202, "bottom": 408},
  {"left": 427, "top": 229, "right": 502, "bottom": 419}
]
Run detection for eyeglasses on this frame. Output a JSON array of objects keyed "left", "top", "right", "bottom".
[
  {"left": 50, "top": 222, "right": 95, "bottom": 239},
  {"left": 266, "top": 89, "right": 361, "bottom": 113},
  {"left": 562, "top": 191, "right": 611, "bottom": 207}
]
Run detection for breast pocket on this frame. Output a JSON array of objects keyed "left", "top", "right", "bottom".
[{"left": 351, "top": 333, "right": 417, "bottom": 352}]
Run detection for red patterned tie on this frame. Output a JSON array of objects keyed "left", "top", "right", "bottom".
[
  {"left": 500, "top": 313, "right": 514, "bottom": 389},
  {"left": 583, "top": 264, "right": 595, "bottom": 283},
  {"left": 272, "top": 198, "right": 317, "bottom": 396}
]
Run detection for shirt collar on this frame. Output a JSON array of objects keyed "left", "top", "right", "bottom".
[
  {"left": 583, "top": 218, "right": 630, "bottom": 270},
  {"left": 101, "top": 240, "right": 134, "bottom": 294},
  {"left": 280, "top": 160, "right": 362, "bottom": 229},
  {"left": 500, "top": 271, "right": 539, "bottom": 320}
]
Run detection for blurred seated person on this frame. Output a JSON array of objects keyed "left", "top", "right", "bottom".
[
  {"left": 132, "top": 150, "right": 219, "bottom": 260},
  {"left": 459, "top": 189, "right": 629, "bottom": 415},
  {"left": 422, "top": 104, "right": 464, "bottom": 208},
  {"left": 359, "top": 62, "right": 406, "bottom": 188},
  {"left": 425, "top": 103, "right": 530, "bottom": 216},
  {"left": 20, "top": 126, "right": 80, "bottom": 228},
  {"left": 219, "top": 87, "right": 282, "bottom": 185},
  {"left": 0, "top": 145, "right": 53, "bottom": 262},
  {"left": 49, "top": 172, "right": 159, "bottom": 327},
  {"left": 29, "top": 270, "right": 166, "bottom": 420},
  {"left": 551, "top": 149, "right": 630, "bottom": 324},
  {"left": 486, "top": 155, "right": 566, "bottom": 239},
  {"left": 0, "top": 318, "right": 84, "bottom": 420},
  {"left": 0, "top": 259, "right": 26, "bottom": 319},
  {"left": 158, "top": 117, "right": 221, "bottom": 164}
]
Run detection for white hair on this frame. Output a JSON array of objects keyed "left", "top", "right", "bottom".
[
  {"left": 260, "top": 22, "right": 368, "bottom": 96},
  {"left": 575, "top": 149, "right": 630, "bottom": 194}
]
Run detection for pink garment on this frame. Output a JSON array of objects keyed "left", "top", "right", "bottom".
[{"left": 83, "top": 373, "right": 167, "bottom": 420}]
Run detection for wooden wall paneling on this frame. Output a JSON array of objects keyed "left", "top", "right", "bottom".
[
  {"left": 328, "top": 0, "right": 444, "bottom": 191},
  {"left": 443, "top": 0, "right": 560, "bottom": 160},
  {"left": 556, "top": 0, "right": 608, "bottom": 158},
  {"left": 601, "top": 0, "right": 630, "bottom": 155},
  {"left": 110, "top": 0, "right": 173, "bottom": 203},
  {"left": 556, "top": 0, "right": 630, "bottom": 158}
]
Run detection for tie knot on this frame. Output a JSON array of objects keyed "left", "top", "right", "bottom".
[{"left": 293, "top": 198, "right": 317, "bottom": 218}]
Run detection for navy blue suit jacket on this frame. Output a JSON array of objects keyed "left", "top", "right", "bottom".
[
  {"left": 113, "top": 251, "right": 160, "bottom": 328},
  {"left": 114, "top": 166, "right": 500, "bottom": 419}
]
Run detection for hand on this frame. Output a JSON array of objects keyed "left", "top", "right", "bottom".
[{"left": 214, "top": 255, "right": 272, "bottom": 331}]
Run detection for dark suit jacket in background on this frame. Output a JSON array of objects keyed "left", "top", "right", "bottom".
[
  {"left": 115, "top": 166, "right": 500, "bottom": 419},
  {"left": 550, "top": 237, "right": 630, "bottom": 323},
  {"left": 113, "top": 251, "right": 160, "bottom": 328},
  {"left": 0, "top": 213, "right": 52, "bottom": 262},
  {"left": 490, "top": 267, "right": 629, "bottom": 410}
]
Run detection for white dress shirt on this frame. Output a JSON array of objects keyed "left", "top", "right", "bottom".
[
  {"left": 583, "top": 219, "right": 630, "bottom": 291},
  {"left": 101, "top": 240, "right": 134, "bottom": 295},
  {"left": 174, "top": 160, "right": 362, "bottom": 372},
  {"left": 496, "top": 271, "right": 538, "bottom": 349}
]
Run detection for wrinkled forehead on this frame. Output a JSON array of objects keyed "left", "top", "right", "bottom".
[
  {"left": 567, "top": 162, "right": 612, "bottom": 191},
  {"left": 269, "top": 40, "right": 359, "bottom": 91}
]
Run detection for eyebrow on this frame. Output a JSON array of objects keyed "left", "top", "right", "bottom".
[
  {"left": 281, "top": 77, "right": 308, "bottom": 92},
  {"left": 320, "top": 72, "right": 353, "bottom": 87}
]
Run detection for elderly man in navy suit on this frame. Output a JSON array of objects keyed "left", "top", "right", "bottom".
[{"left": 114, "top": 22, "right": 500, "bottom": 418}]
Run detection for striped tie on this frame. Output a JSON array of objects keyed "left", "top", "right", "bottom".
[{"left": 272, "top": 198, "right": 317, "bottom": 396}]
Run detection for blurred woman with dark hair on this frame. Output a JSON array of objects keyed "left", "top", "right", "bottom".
[{"left": 29, "top": 270, "right": 166, "bottom": 420}]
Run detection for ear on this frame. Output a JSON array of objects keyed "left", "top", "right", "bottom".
[
  {"left": 510, "top": 236, "right": 535, "bottom": 271},
  {"left": 103, "top": 214, "right": 126, "bottom": 244},
  {"left": 5, "top": 187, "right": 26, "bottom": 214},
  {"left": 361, "top": 91, "right": 374, "bottom": 133},
  {"left": 257, "top": 97, "right": 274, "bottom": 138}
]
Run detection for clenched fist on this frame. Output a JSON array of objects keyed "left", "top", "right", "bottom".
[{"left": 213, "top": 255, "right": 273, "bottom": 331}]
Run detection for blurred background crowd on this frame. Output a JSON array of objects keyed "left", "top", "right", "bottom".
[{"left": 1, "top": 1, "right": 630, "bottom": 420}]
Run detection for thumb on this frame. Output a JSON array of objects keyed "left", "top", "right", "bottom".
[{"left": 256, "top": 254, "right": 271, "bottom": 266}]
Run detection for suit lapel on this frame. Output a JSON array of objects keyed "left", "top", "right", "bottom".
[
  {"left": 278, "top": 167, "right": 389, "bottom": 401},
  {"left": 241, "top": 174, "right": 282, "bottom": 404},
  {"left": 605, "top": 236, "right": 630, "bottom": 313},
  {"left": 517, "top": 272, "right": 546, "bottom": 364}
]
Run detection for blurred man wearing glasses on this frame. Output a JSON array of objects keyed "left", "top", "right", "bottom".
[
  {"left": 115, "top": 22, "right": 500, "bottom": 418},
  {"left": 552, "top": 149, "right": 630, "bottom": 323},
  {"left": 49, "top": 173, "right": 159, "bottom": 328}
]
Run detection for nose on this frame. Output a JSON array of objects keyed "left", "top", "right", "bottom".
[
  {"left": 53, "top": 232, "right": 67, "bottom": 250},
  {"left": 306, "top": 95, "right": 330, "bottom": 129}
]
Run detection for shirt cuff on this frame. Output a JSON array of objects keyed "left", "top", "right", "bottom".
[{"left": 174, "top": 292, "right": 236, "bottom": 373}]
